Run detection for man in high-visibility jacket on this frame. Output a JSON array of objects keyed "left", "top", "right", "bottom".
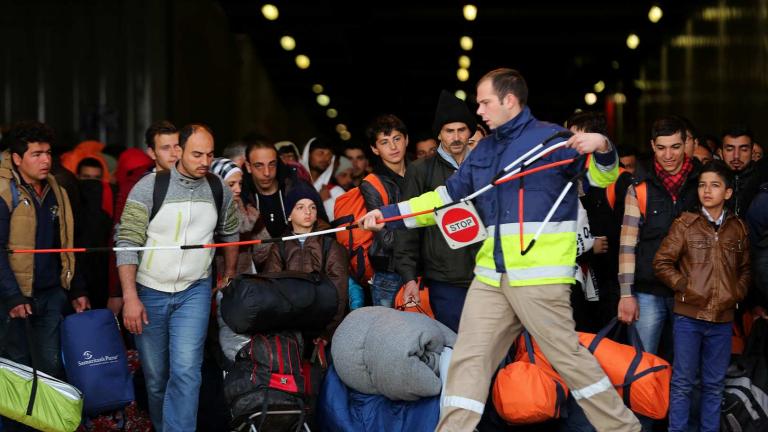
[{"left": 362, "top": 68, "right": 640, "bottom": 432}]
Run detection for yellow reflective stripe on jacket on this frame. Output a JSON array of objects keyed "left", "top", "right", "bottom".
[
  {"left": 586, "top": 153, "right": 619, "bottom": 188},
  {"left": 398, "top": 185, "right": 452, "bottom": 228},
  {"left": 473, "top": 222, "right": 578, "bottom": 287}
]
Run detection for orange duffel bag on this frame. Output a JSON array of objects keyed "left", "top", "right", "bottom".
[
  {"left": 578, "top": 318, "right": 671, "bottom": 420},
  {"left": 492, "top": 331, "right": 568, "bottom": 424}
]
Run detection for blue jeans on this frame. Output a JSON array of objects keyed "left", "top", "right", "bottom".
[
  {"left": 134, "top": 277, "right": 212, "bottom": 432},
  {"left": 426, "top": 279, "right": 468, "bottom": 333},
  {"left": 669, "top": 315, "right": 731, "bottom": 432},
  {"left": 370, "top": 271, "right": 402, "bottom": 307},
  {"left": 0, "top": 288, "right": 69, "bottom": 432},
  {"left": 634, "top": 292, "right": 674, "bottom": 355}
]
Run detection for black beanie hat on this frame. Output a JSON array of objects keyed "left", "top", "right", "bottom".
[
  {"left": 432, "top": 90, "right": 477, "bottom": 138},
  {"left": 284, "top": 181, "right": 323, "bottom": 217}
]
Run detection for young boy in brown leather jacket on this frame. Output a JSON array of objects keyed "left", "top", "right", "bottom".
[{"left": 654, "top": 160, "right": 751, "bottom": 432}]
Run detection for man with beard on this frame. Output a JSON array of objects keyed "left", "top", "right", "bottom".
[
  {"left": 720, "top": 126, "right": 766, "bottom": 216},
  {"left": 394, "top": 90, "right": 480, "bottom": 332},
  {"left": 117, "top": 124, "right": 239, "bottom": 431}
]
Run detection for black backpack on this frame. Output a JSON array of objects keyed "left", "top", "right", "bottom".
[
  {"left": 224, "top": 331, "right": 307, "bottom": 431},
  {"left": 149, "top": 170, "right": 224, "bottom": 224},
  {"left": 721, "top": 319, "right": 768, "bottom": 431}
]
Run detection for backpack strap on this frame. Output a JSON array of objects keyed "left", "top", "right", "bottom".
[
  {"left": 150, "top": 171, "right": 224, "bottom": 227},
  {"left": 150, "top": 171, "right": 170, "bottom": 223},
  {"left": 363, "top": 173, "right": 389, "bottom": 206},
  {"left": 321, "top": 235, "right": 332, "bottom": 273},
  {"left": 205, "top": 172, "right": 224, "bottom": 225},
  {"left": 635, "top": 181, "right": 647, "bottom": 219}
]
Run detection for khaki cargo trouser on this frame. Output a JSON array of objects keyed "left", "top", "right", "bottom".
[{"left": 436, "top": 275, "right": 641, "bottom": 432}]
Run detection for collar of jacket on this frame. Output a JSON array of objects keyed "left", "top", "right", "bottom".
[
  {"left": 634, "top": 156, "right": 702, "bottom": 187},
  {"left": 732, "top": 161, "right": 754, "bottom": 182},
  {"left": 372, "top": 159, "right": 408, "bottom": 179},
  {"left": 171, "top": 163, "right": 207, "bottom": 189},
  {"left": 680, "top": 209, "right": 737, "bottom": 228},
  {"left": 492, "top": 106, "right": 534, "bottom": 144},
  {"left": 436, "top": 144, "right": 465, "bottom": 170}
]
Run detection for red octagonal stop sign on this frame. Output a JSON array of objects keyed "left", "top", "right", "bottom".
[{"left": 435, "top": 201, "right": 488, "bottom": 249}]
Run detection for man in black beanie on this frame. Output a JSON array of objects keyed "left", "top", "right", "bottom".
[{"left": 393, "top": 90, "right": 480, "bottom": 332}]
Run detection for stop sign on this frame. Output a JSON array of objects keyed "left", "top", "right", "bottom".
[{"left": 435, "top": 201, "right": 488, "bottom": 249}]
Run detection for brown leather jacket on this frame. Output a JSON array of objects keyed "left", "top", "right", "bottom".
[
  {"left": 263, "top": 222, "right": 349, "bottom": 340},
  {"left": 653, "top": 211, "right": 751, "bottom": 322}
]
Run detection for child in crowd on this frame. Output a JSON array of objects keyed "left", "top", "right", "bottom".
[
  {"left": 654, "top": 160, "right": 751, "bottom": 432},
  {"left": 263, "top": 183, "right": 349, "bottom": 344}
]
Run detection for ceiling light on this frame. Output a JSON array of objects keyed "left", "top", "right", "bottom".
[
  {"left": 312, "top": 84, "right": 324, "bottom": 94},
  {"left": 458, "top": 55, "right": 471, "bottom": 69},
  {"left": 340, "top": 130, "right": 352, "bottom": 141},
  {"left": 593, "top": 80, "right": 605, "bottom": 93},
  {"left": 648, "top": 6, "right": 663, "bottom": 23},
  {"left": 460, "top": 36, "right": 473, "bottom": 51},
  {"left": 326, "top": 108, "right": 338, "bottom": 118},
  {"left": 626, "top": 34, "right": 640, "bottom": 50},
  {"left": 455, "top": 90, "right": 467, "bottom": 101},
  {"left": 280, "top": 36, "right": 296, "bottom": 51},
  {"left": 295, "top": 54, "right": 310, "bottom": 69},
  {"left": 335, "top": 124, "right": 348, "bottom": 133},
  {"left": 457, "top": 68, "right": 469, "bottom": 82},
  {"left": 316, "top": 94, "right": 330, "bottom": 106},
  {"left": 463, "top": 5, "right": 478, "bottom": 21},
  {"left": 261, "top": 4, "right": 279, "bottom": 21},
  {"left": 584, "top": 93, "right": 597, "bottom": 106}
]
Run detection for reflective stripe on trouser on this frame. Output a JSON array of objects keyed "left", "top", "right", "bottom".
[{"left": 435, "top": 276, "right": 640, "bottom": 432}]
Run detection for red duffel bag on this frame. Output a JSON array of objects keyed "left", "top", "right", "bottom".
[{"left": 578, "top": 318, "right": 671, "bottom": 420}]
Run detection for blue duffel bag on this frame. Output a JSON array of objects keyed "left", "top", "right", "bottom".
[
  {"left": 61, "top": 309, "right": 134, "bottom": 416},
  {"left": 316, "top": 364, "right": 440, "bottom": 432}
]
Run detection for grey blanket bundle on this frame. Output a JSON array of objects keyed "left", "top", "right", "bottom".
[{"left": 331, "top": 306, "right": 457, "bottom": 401}]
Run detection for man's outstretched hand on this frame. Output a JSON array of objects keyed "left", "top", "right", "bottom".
[
  {"left": 359, "top": 209, "right": 385, "bottom": 232},
  {"left": 567, "top": 132, "right": 612, "bottom": 154}
]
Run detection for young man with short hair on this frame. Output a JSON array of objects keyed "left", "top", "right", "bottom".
[
  {"left": 0, "top": 121, "right": 89, "bottom": 381},
  {"left": 363, "top": 114, "right": 409, "bottom": 307},
  {"left": 721, "top": 126, "right": 762, "bottom": 216},
  {"left": 617, "top": 117, "right": 702, "bottom": 357},
  {"left": 362, "top": 69, "right": 639, "bottom": 432},
  {"left": 118, "top": 124, "right": 239, "bottom": 432},
  {"left": 145, "top": 120, "right": 180, "bottom": 172}
]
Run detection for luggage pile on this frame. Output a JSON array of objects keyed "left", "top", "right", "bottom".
[
  {"left": 314, "top": 307, "right": 455, "bottom": 432},
  {"left": 219, "top": 271, "right": 340, "bottom": 432}
]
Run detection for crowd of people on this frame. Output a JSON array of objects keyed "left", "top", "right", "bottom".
[{"left": 0, "top": 66, "right": 766, "bottom": 432}]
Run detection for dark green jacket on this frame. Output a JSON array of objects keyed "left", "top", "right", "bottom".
[{"left": 394, "top": 153, "right": 480, "bottom": 287}]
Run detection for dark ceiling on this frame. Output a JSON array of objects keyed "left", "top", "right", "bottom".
[{"left": 218, "top": 0, "right": 707, "bottom": 144}]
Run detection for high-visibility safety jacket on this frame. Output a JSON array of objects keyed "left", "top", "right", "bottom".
[{"left": 380, "top": 107, "right": 618, "bottom": 288}]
